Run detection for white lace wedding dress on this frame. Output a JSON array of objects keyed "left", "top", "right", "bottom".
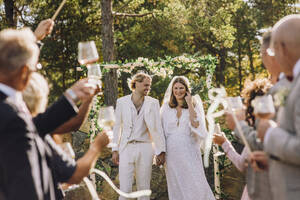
[{"left": 161, "top": 103, "right": 215, "bottom": 200}]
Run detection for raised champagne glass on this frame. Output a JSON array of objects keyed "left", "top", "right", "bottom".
[
  {"left": 78, "top": 41, "right": 99, "bottom": 65},
  {"left": 252, "top": 95, "right": 275, "bottom": 119},
  {"left": 98, "top": 106, "right": 117, "bottom": 148},
  {"left": 87, "top": 63, "right": 102, "bottom": 89},
  {"left": 227, "top": 96, "right": 244, "bottom": 112}
]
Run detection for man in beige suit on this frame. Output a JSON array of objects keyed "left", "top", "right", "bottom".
[
  {"left": 225, "top": 30, "right": 291, "bottom": 200},
  {"left": 112, "top": 72, "right": 166, "bottom": 200},
  {"left": 252, "top": 14, "right": 300, "bottom": 200}
]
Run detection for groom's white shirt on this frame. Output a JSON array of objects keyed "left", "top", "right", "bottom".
[{"left": 112, "top": 94, "right": 166, "bottom": 155}]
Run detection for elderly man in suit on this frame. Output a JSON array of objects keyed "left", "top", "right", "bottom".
[
  {"left": 250, "top": 14, "right": 300, "bottom": 200},
  {"left": 112, "top": 72, "right": 166, "bottom": 200},
  {"left": 224, "top": 30, "right": 292, "bottom": 200},
  {"left": 0, "top": 27, "right": 96, "bottom": 199}
]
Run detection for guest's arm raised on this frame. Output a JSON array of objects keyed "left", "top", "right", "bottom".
[
  {"left": 67, "top": 131, "right": 109, "bottom": 184},
  {"left": 214, "top": 133, "right": 247, "bottom": 172},
  {"left": 34, "top": 79, "right": 96, "bottom": 136},
  {"left": 34, "top": 19, "right": 54, "bottom": 41}
]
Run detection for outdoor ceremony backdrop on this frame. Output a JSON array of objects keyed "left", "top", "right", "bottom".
[
  {"left": 1, "top": 0, "right": 299, "bottom": 104},
  {"left": 1, "top": 0, "right": 299, "bottom": 199}
]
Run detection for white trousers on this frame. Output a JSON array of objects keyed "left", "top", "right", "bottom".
[{"left": 119, "top": 142, "right": 153, "bottom": 200}]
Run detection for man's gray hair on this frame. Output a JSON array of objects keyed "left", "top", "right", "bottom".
[{"left": 0, "top": 28, "right": 39, "bottom": 72}]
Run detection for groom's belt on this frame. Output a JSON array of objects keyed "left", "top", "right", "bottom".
[{"left": 128, "top": 140, "right": 149, "bottom": 144}]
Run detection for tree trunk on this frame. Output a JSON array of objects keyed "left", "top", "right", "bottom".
[
  {"left": 216, "top": 49, "right": 226, "bottom": 85},
  {"left": 101, "top": 0, "right": 118, "bottom": 107},
  {"left": 4, "top": 0, "right": 16, "bottom": 27},
  {"left": 237, "top": 38, "right": 242, "bottom": 92}
]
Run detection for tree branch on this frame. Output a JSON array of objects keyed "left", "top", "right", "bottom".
[
  {"left": 112, "top": 11, "right": 153, "bottom": 17},
  {"left": 13, "top": 5, "right": 30, "bottom": 26},
  {"left": 115, "top": 0, "right": 135, "bottom": 12}
]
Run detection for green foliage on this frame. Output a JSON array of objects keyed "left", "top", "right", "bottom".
[
  {"left": 88, "top": 53, "right": 217, "bottom": 140},
  {"left": 1, "top": 1, "right": 299, "bottom": 198},
  {"left": 1, "top": 0, "right": 298, "bottom": 101}
]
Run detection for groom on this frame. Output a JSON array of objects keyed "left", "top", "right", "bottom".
[{"left": 112, "top": 72, "right": 166, "bottom": 200}]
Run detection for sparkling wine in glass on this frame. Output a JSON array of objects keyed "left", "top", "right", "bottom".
[
  {"left": 227, "top": 96, "right": 244, "bottom": 112},
  {"left": 98, "top": 106, "right": 117, "bottom": 148},
  {"left": 87, "top": 63, "right": 102, "bottom": 88},
  {"left": 78, "top": 41, "right": 99, "bottom": 65},
  {"left": 252, "top": 95, "right": 275, "bottom": 119}
]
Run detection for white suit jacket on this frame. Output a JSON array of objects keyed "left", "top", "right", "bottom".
[{"left": 112, "top": 95, "right": 166, "bottom": 154}]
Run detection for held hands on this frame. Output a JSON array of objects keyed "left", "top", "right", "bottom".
[
  {"left": 34, "top": 19, "right": 54, "bottom": 41},
  {"left": 112, "top": 151, "right": 119, "bottom": 165},
  {"left": 156, "top": 152, "right": 166, "bottom": 166}
]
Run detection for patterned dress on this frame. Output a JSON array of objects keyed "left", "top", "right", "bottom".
[{"left": 161, "top": 103, "right": 215, "bottom": 200}]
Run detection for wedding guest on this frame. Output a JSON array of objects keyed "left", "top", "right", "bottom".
[
  {"left": 226, "top": 28, "right": 292, "bottom": 200},
  {"left": 112, "top": 72, "right": 166, "bottom": 200},
  {"left": 23, "top": 70, "right": 94, "bottom": 143},
  {"left": 23, "top": 72, "right": 108, "bottom": 199},
  {"left": 254, "top": 14, "right": 300, "bottom": 200},
  {"left": 161, "top": 76, "right": 215, "bottom": 200},
  {"left": 215, "top": 78, "right": 272, "bottom": 200},
  {"left": 0, "top": 27, "right": 95, "bottom": 200}
]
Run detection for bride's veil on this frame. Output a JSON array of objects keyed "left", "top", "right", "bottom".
[{"left": 162, "top": 76, "right": 190, "bottom": 105}]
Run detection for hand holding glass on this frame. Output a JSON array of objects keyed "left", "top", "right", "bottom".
[
  {"left": 98, "top": 106, "right": 117, "bottom": 148},
  {"left": 87, "top": 63, "right": 102, "bottom": 88},
  {"left": 78, "top": 41, "right": 99, "bottom": 65},
  {"left": 213, "top": 124, "right": 225, "bottom": 157},
  {"left": 251, "top": 95, "right": 275, "bottom": 119}
]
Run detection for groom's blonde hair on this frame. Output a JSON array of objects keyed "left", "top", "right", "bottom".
[{"left": 129, "top": 72, "right": 151, "bottom": 91}]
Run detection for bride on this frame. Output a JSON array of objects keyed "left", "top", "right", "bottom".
[{"left": 160, "top": 76, "right": 215, "bottom": 200}]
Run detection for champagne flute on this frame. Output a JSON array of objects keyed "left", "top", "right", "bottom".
[
  {"left": 98, "top": 106, "right": 117, "bottom": 148},
  {"left": 87, "top": 63, "right": 102, "bottom": 88},
  {"left": 78, "top": 41, "right": 99, "bottom": 65},
  {"left": 226, "top": 96, "right": 244, "bottom": 136},
  {"left": 226, "top": 96, "right": 244, "bottom": 112},
  {"left": 251, "top": 95, "right": 275, "bottom": 119}
]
